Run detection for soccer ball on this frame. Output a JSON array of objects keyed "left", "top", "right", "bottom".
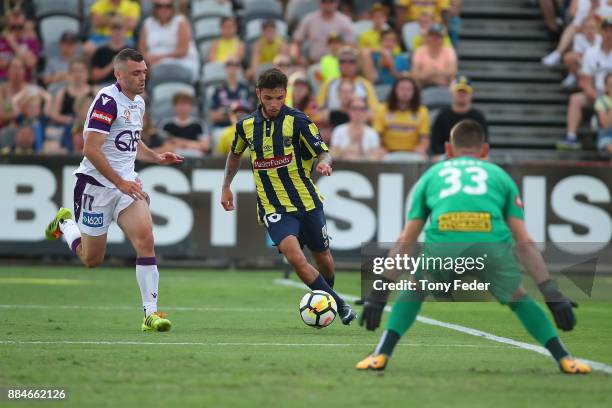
[{"left": 299, "top": 290, "right": 337, "bottom": 328}]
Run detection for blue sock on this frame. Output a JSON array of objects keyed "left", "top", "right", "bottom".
[
  {"left": 308, "top": 275, "right": 346, "bottom": 309},
  {"left": 324, "top": 274, "right": 335, "bottom": 289}
]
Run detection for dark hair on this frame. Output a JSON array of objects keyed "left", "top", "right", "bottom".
[
  {"left": 293, "top": 81, "right": 313, "bottom": 112},
  {"left": 172, "top": 92, "right": 195, "bottom": 105},
  {"left": 113, "top": 48, "right": 144, "bottom": 67},
  {"left": 257, "top": 68, "right": 288, "bottom": 90},
  {"left": 380, "top": 29, "right": 396, "bottom": 40},
  {"left": 221, "top": 16, "right": 235, "bottom": 26},
  {"left": 68, "top": 57, "right": 88, "bottom": 69},
  {"left": 386, "top": 75, "right": 420, "bottom": 112},
  {"left": 450, "top": 119, "right": 486, "bottom": 149}
]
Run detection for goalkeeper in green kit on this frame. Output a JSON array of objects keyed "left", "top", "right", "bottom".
[{"left": 356, "top": 120, "right": 591, "bottom": 374}]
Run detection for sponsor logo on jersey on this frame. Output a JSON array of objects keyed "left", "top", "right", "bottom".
[
  {"left": 82, "top": 211, "right": 104, "bottom": 228},
  {"left": 438, "top": 212, "right": 492, "bottom": 232},
  {"left": 91, "top": 110, "right": 114, "bottom": 125},
  {"left": 253, "top": 153, "right": 293, "bottom": 170}
]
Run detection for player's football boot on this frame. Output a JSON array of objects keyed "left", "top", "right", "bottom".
[
  {"left": 44, "top": 208, "right": 73, "bottom": 240},
  {"left": 558, "top": 357, "right": 591, "bottom": 374},
  {"left": 141, "top": 311, "right": 172, "bottom": 332},
  {"left": 355, "top": 354, "right": 388, "bottom": 371},
  {"left": 339, "top": 304, "right": 357, "bottom": 325}
]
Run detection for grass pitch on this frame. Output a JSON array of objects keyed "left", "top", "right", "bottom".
[{"left": 0, "top": 266, "right": 611, "bottom": 408}]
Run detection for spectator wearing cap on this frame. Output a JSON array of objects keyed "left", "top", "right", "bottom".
[
  {"left": 215, "top": 101, "right": 252, "bottom": 156},
  {"left": 358, "top": 3, "right": 401, "bottom": 54},
  {"left": 330, "top": 96, "right": 383, "bottom": 161},
  {"left": 594, "top": 72, "right": 612, "bottom": 160},
  {"left": 1, "top": 125, "right": 36, "bottom": 155},
  {"left": 362, "top": 29, "right": 411, "bottom": 85},
  {"left": 561, "top": 16, "right": 601, "bottom": 88},
  {"left": 247, "top": 20, "right": 289, "bottom": 82},
  {"left": 411, "top": 9, "right": 453, "bottom": 50},
  {"left": 317, "top": 47, "right": 378, "bottom": 111},
  {"left": 209, "top": 57, "right": 255, "bottom": 138},
  {"left": 395, "top": 0, "right": 451, "bottom": 30},
  {"left": 0, "top": 0, "right": 36, "bottom": 21},
  {"left": 411, "top": 23, "right": 457, "bottom": 87},
  {"left": 429, "top": 76, "right": 488, "bottom": 159},
  {"left": 138, "top": 0, "right": 200, "bottom": 83},
  {"left": 0, "top": 10, "right": 40, "bottom": 82},
  {"left": 319, "top": 32, "right": 344, "bottom": 82},
  {"left": 89, "top": 0, "right": 140, "bottom": 46},
  {"left": 291, "top": 0, "right": 355, "bottom": 65},
  {"left": 90, "top": 17, "right": 130, "bottom": 85},
  {"left": 373, "top": 75, "right": 430, "bottom": 159},
  {"left": 208, "top": 16, "right": 246, "bottom": 63},
  {"left": 47, "top": 59, "right": 94, "bottom": 152},
  {"left": 42, "top": 31, "right": 82, "bottom": 91},
  {"left": 560, "top": 17, "right": 612, "bottom": 150},
  {"left": 159, "top": 92, "right": 211, "bottom": 157}
]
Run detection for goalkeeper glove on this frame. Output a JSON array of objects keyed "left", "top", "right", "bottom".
[
  {"left": 538, "top": 279, "right": 578, "bottom": 332},
  {"left": 358, "top": 276, "right": 393, "bottom": 331}
]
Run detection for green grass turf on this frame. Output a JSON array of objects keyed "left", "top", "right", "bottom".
[{"left": 0, "top": 266, "right": 611, "bottom": 408}]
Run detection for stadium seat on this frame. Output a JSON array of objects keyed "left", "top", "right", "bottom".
[
  {"left": 193, "top": 18, "right": 222, "bottom": 44},
  {"left": 191, "top": 0, "right": 233, "bottom": 21},
  {"left": 422, "top": 86, "right": 452, "bottom": 110},
  {"left": 402, "top": 22, "right": 421, "bottom": 52},
  {"left": 353, "top": 20, "right": 374, "bottom": 42},
  {"left": 151, "top": 103, "right": 176, "bottom": 125},
  {"left": 375, "top": 84, "right": 392, "bottom": 102},
  {"left": 83, "top": 0, "right": 97, "bottom": 15},
  {"left": 200, "top": 62, "right": 227, "bottom": 88},
  {"left": 245, "top": 19, "right": 288, "bottom": 43},
  {"left": 34, "top": 0, "right": 79, "bottom": 19},
  {"left": 149, "top": 62, "right": 194, "bottom": 87},
  {"left": 286, "top": 0, "right": 318, "bottom": 29},
  {"left": 152, "top": 82, "right": 196, "bottom": 105},
  {"left": 200, "top": 84, "right": 217, "bottom": 123},
  {"left": 39, "top": 15, "right": 80, "bottom": 48},
  {"left": 199, "top": 40, "right": 215, "bottom": 63},
  {"left": 241, "top": 0, "right": 282, "bottom": 24}
]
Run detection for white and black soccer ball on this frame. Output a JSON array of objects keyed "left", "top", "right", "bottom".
[{"left": 299, "top": 290, "right": 337, "bottom": 328}]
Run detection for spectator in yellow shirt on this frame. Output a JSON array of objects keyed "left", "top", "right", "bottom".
[
  {"left": 373, "top": 75, "right": 430, "bottom": 159},
  {"left": 215, "top": 100, "right": 252, "bottom": 156},
  {"left": 358, "top": 3, "right": 401, "bottom": 54},
  {"left": 395, "top": 0, "right": 450, "bottom": 29},
  {"left": 208, "top": 16, "right": 246, "bottom": 63},
  {"left": 319, "top": 32, "right": 343, "bottom": 83},
  {"left": 247, "top": 19, "right": 289, "bottom": 82},
  {"left": 89, "top": 0, "right": 140, "bottom": 45}
]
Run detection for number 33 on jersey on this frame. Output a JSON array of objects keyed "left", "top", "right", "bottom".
[{"left": 408, "top": 157, "right": 525, "bottom": 243}]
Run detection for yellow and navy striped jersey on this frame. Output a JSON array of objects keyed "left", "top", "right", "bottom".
[{"left": 231, "top": 105, "right": 329, "bottom": 223}]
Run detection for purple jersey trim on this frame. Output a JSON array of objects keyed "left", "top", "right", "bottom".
[{"left": 88, "top": 93, "right": 117, "bottom": 133}]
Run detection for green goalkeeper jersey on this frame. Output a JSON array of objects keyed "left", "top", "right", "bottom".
[{"left": 408, "top": 157, "right": 524, "bottom": 243}]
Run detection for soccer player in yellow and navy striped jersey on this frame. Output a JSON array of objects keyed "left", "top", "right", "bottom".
[{"left": 221, "top": 68, "right": 356, "bottom": 325}]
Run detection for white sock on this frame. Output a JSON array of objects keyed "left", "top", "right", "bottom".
[
  {"left": 59, "top": 219, "right": 82, "bottom": 254},
  {"left": 135, "top": 258, "right": 159, "bottom": 317}
]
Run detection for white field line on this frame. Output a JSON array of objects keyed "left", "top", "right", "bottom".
[
  {"left": 0, "top": 340, "right": 511, "bottom": 348},
  {"left": 0, "top": 304, "right": 283, "bottom": 312},
  {"left": 274, "top": 279, "right": 612, "bottom": 375}
]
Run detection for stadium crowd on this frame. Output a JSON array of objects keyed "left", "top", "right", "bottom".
[
  {"left": 0, "top": 0, "right": 490, "bottom": 162},
  {"left": 540, "top": 0, "right": 612, "bottom": 156}
]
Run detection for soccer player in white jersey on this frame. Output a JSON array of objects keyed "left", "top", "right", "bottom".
[{"left": 45, "top": 48, "right": 183, "bottom": 332}]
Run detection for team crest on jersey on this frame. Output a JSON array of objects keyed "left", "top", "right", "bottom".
[
  {"left": 283, "top": 136, "right": 292, "bottom": 147},
  {"left": 123, "top": 109, "right": 131, "bottom": 123}
]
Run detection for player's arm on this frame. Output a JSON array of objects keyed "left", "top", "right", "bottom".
[
  {"left": 221, "top": 122, "right": 248, "bottom": 211},
  {"left": 136, "top": 139, "right": 183, "bottom": 165},
  {"left": 83, "top": 131, "right": 146, "bottom": 201},
  {"left": 316, "top": 152, "right": 332, "bottom": 176},
  {"left": 507, "top": 217, "right": 578, "bottom": 331}
]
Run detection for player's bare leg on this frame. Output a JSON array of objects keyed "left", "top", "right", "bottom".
[
  {"left": 311, "top": 249, "right": 335, "bottom": 288},
  {"left": 508, "top": 285, "right": 590, "bottom": 374},
  {"left": 78, "top": 234, "right": 107, "bottom": 268},
  {"left": 278, "top": 236, "right": 356, "bottom": 325},
  {"left": 118, "top": 200, "right": 171, "bottom": 332}
]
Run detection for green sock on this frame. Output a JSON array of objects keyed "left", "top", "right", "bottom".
[
  {"left": 375, "top": 290, "right": 423, "bottom": 356},
  {"left": 509, "top": 294, "right": 567, "bottom": 360}
]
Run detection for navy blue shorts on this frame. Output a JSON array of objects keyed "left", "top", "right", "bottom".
[{"left": 264, "top": 208, "right": 330, "bottom": 252}]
